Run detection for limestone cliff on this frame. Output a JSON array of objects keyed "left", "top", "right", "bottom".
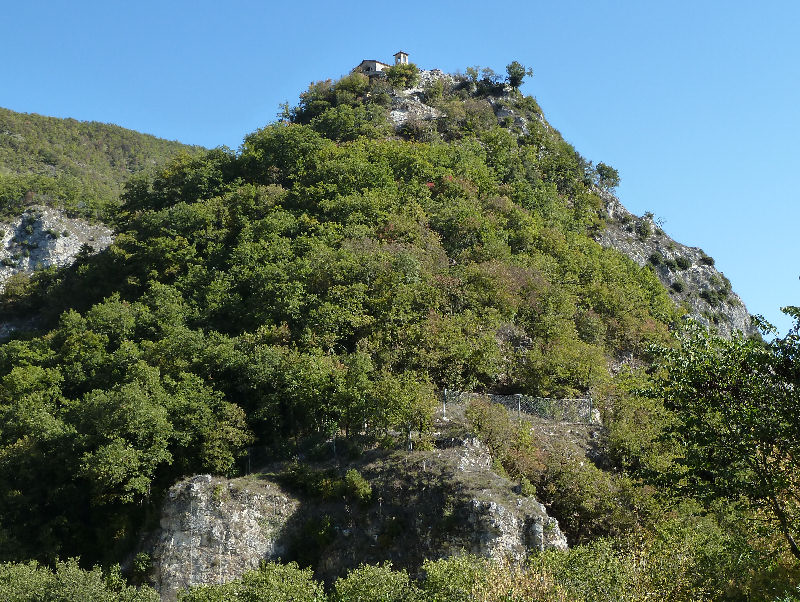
[
  {"left": 0, "top": 205, "right": 112, "bottom": 289},
  {"left": 142, "top": 435, "right": 566, "bottom": 600},
  {"left": 0, "top": 205, "right": 113, "bottom": 338},
  {"left": 144, "top": 475, "right": 299, "bottom": 602},
  {"left": 598, "top": 192, "right": 756, "bottom": 337}
]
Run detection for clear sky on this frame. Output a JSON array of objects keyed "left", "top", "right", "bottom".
[{"left": 3, "top": 1, "right": 799, "bottom": 333}]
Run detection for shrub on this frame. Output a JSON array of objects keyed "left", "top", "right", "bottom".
[
  {"left": 423, "top": 78, "right": 446, "bottom": 103},
  {"left": 675, "top": 256, "right": 691, "bottom": 270},
  {"left": 344, "top": 468, "right": 372, "bottom": 504},
  {"left": 422, "top": 555, "right": 492, "bottom": 602},
  {"left": 179, "top": 561, "right": 324, "bottom": 602},
  {"left": 385, "top": 63, "right": 420, "bottom": 89},
  {"left": 333, "top": 562, "right": 420, "bottom": 602},
  {"left": 700, "top": 289, "right": 723, "bottom": 307},
  {"left": 0, "top": 559, "right": 159, "bottom": 602},
  {"left": 699, "top": 252, "right": 715, "bottom": 266},
  {"left": 336, "top": 72, "right": 370, "bottom": 97},
  {"left": 520, "top": 476, "right": 536, "bottom": 497},
  {"left": 670, "top": 281, "right": 685, "bottom": 293}
]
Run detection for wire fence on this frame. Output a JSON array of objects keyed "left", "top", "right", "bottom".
[{"left": 440, "top": 389, "right": 599, "bottom": 424}]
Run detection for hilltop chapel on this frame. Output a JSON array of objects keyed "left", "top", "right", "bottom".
[{"left": 353, "top": 51, "right": 409, "bottom": 78}]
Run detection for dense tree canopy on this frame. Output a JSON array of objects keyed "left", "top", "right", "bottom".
[
  {"left": 652, "top": 313, "right": 800, "bottom": 559},
  {"left": 0, "top": 71, "right": 680, "bottom": 565}
]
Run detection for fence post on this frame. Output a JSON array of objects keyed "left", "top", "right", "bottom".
[
  {"left": 516, "top": 393, "right": 522, "bottom": 420},
  {"left": 442, "top": 388, "right": 447, "bottom": 420}
]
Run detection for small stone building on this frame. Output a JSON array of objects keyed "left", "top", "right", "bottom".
[
  {"left": 353, "top": 59, "right": 392, "bottom": 77},
  {"left": 354, "top": 51, "right": 410, "bottom": 78}
]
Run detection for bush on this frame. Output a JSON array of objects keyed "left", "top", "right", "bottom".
[
  {"left": 0, "top": 559, "right": 159, "bottom": 602},
  {"left": 179, "top": 562, "right": 324, "bottom": 602},
  {"left": 520, "top": 476, "right": 536, "bottom": 496},
  {"left": 700, "top": 289, "right": 724, "bottom": 307},
  {"left": 344, "top": 468, "right": 372, "bottom": 504},
  {"left": 422, "top": 555, "right": 492, "bottom": 602},
  {"left": 670, "top": 281, "right": 685, "bottom": 293},
  {"left": 699, "top": 252, "right": 715, "bottom": 266},
  {"left": 385, "top": 63, "right": 420, "bottom": 89},
  {"left": 675, "top": 256, "right": 691, "bottom": 270},
  {"left": 333, "top": 562, "right": 420, "bottom": 602}
]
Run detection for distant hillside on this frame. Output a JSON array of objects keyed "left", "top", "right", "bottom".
[{"left": 0, "top": 107, "right": 202, "bottom": 221}]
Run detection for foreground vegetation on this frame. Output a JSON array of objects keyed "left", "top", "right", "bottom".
[
  {"left": 0, "top": 63, "right": 797, "bottom": 599},
  {"left": 4, "top": 545, "right": 799, "bottom": 602}
]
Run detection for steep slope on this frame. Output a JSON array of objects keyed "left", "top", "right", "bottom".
[
  {"left": 598, "top": 192, "right": 755, "bottom": 337},
  {"left": 0, "top": 67, "right": 679, "bottom": 568},
  {"left": 0, "top": 63, "right": 767, "bottom": 595},
  {"left": 380, "top": 69, "right": 755, "bottom": 338},
  {"left": 144, "top": 432, "right": 566, "bottom": 600}
]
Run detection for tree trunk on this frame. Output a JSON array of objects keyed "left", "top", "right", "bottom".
[{"left": 770, "top": 495, "right": 800, "bottom": 560}]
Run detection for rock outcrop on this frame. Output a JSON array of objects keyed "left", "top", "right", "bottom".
[
  {"left": 0, "top": 205, "right": 113, "bottom": 339},
  {"left": 0, "top": 205, "right": 112, "bottom": 290},
  {"left": 598, "top": 192, "right": 756, "bottom": 337},
  {"left": 145, "top": 475, "right": 300, "bottom": 601},
  {"left": 142, "top": 435, "right": 566, "bottom": 599},
  {"left": 387, "top": 69, "right": 450, "bottom": 129}
]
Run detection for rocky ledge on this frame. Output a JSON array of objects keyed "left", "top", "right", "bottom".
[
  {"left": 140, "top": 435, "right": 566, "bottom": 600},
  {"left": 0, "top": 205, "right": 112, "bottom": 291},
  {"left": 598, "top": 192, "right": 756, "bottom": 337}
]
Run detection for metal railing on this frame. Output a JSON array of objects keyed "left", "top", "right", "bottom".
[{"left": 441, "top": 389, "right": 599, "bottom": 424}]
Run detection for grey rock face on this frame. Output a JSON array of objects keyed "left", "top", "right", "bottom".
[
  {"left": 598, "top": 193, "right": 756, "bottom": 337},
  {"left": 0, "top": 205, "right": 112, "bottom": 291},
  {"left": 146, "top": 475, "right": 300, "bottom": 601},
  {"left": 463, "top": 497, "right": 566, "bottom": 559},
  {"left": 145, "top": 437, "right": 567, "bottom": 598},
  {"left": 0, "top": 206, "right": 114, "bottom": 339},
  {"left": 430, "top": 436, "right": 567, "bottom": 561},
  {"left": 389, "top": 94, "right": 441, "bottom": 128},
  {"left": 388, "top": 70, "right": 448, "bottom": 128}
]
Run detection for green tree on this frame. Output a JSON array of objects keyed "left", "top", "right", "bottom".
[
  {"left": 595, "top": 162, "right": 620, "bottom": 191},
  {"left": 505, "top": 61, "right": 533, "bottom": 89},
  {"left": 333, "top": 562, "right": 420, "bottom": 601},
  {"left": 385, "top": 63, "right": 420, "bottom": 90},
  {"left": 652, "top": 315, "right": 800, "bottom": 560},
  {"left": 178, "top": 562, "right": 324, "bottom": 602},
  {"left": 0, "top": 559, "right": 158, "bottom": 602}
]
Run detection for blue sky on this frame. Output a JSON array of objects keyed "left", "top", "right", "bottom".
[{"left": 4, "top": 1, "right": 799, "bottom": 333}]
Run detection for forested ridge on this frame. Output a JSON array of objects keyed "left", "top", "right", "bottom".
[
  {"left": 0, "top": 107, "right": 201, "bottom": 221},
  {"left": 0, "top": 64, "right": 798, "bottom": 600}
]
